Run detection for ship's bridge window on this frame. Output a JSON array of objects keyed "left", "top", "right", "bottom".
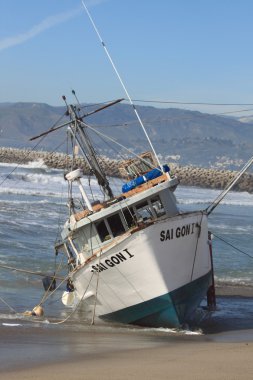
[
  {"left": 151, "top": 196, "right": 165, "bottom": 217},
  {"left": 123, "top": 207, "right": 136, "bottom": 228},
  {"left": 135, "top": 201, "right": 153, "bottom": 221},
  {"left": 95, "top": 220, "right": 111, "bottom": 242},
  {"left": 107, "top": 213, "right": 125, "bottom": 237}
]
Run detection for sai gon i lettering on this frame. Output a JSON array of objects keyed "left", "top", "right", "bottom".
[{"left": 160, "top": 223, "right": 195, "bottom": 241}]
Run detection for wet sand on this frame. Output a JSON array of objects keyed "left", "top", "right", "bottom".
[
  {"left": 1, "top": 319, "right": 253, "bottom": 380},
  {"left": 1, "top": 289, "right": 253, "bottom": 379},
  {"left": 2, "top": 342, "right": 253, "bottom": 380}
]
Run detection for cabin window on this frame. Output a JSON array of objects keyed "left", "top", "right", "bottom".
[
  {"left": 107, "top": 213, "right": 125, "bottom": 237},
  {"left": 135, "top": 201, "right": 153, "bottom": 221},
  {"left": 73, "top": 229, "right": 89, "bottom": 251},
  {"left": 151, "top": 196, "right": 166, "bottom": 217},
  {"left": 123, "top": 207, "right": 136, "bottom": 228},
  {"left": 95, "top": 220, "right": 111, "bottom": 242}
]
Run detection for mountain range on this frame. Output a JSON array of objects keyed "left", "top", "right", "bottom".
[{"left": 0, "top": 101, "right": 252, "bottom": 170}]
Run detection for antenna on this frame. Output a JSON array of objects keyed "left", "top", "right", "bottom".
[
  {"left": 81, "top": 1, "right": 166, "bottom": 175},
  {"left": 72, "top": 90, "right": 82, "bottom": 115}
]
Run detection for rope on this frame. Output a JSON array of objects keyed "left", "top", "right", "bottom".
[
  {"left": 190, "top": 213, "right": 204, "bottom": 281},
  {"left": 91, "top": 250, "right": 102, "bottom": 325},
  {"left": 0, "top": 295, "right": 16, "bottom": 313},
  {"left": 212, "top": 232, "right": 253, "bottom": 260},
  {"left": 47, "top": 272, "right": 94, "bottom": 325},
  {"left": 79, "top": 121, "right": 158, "bottom": 172},
  {"left": 0, "top": 262, "right": 65, "bottom": 280},
  {"left": 39, "top": 256, "right": 67, "bottom": 306}
]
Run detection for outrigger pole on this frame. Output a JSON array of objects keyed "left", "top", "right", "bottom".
[
  {"left": 206, "top": 155, "right": 253, "bottom": 215},
  {"left": 29, "top": 98, "right": 124, "bottom": 142},
  {"left": 29, "top": 97, "right": 126, "bottom": 199},
  {"left": 81, "top": 1, "right": 166, "bottom": 175}
]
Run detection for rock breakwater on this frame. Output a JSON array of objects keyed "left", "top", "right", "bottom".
[
  {"left": 172, "top": 165, "right": 253, "bottom": 193},
  {"left": 0, "top": 147, "right": 253, "bottom": 193}
]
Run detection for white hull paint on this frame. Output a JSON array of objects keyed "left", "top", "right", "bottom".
[{"left": 71, "top": 211, "right": 212, "bottom": 326}]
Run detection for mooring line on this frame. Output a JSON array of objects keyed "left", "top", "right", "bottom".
[{"left": 212, "top": 232, "right": 253, "bottom": 260}]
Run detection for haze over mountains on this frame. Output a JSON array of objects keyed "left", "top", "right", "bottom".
[{"left": 0, "top": 101, "right": 252, "bottom": 170}]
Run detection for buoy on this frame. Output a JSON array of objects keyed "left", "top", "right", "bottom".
[
  {"left": 23, "top": 305, "right": 44, "bottom": 317},
  {"left": 62, "top": 291, "right": 75, "bottom": 306},
  {"left": 32, "top": 305, "right": 44, "bottom": 317}
]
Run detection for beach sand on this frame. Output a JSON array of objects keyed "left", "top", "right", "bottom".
[
  {"left": 1, "top": 322, "right": 253, "bottom": 380},
  {"left": 1, "top": 340, "right": 253, "bottom": 380}
]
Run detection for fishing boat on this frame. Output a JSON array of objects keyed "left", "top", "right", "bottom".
[
  {"left": 31, "top": 94, "right": 213, "bottom": 328},
  {"left": 29, "top": 94, "right": 253, "bottom": 327},
  {"left": 29, "top": 4, "right": 217, "bottom": 328}
]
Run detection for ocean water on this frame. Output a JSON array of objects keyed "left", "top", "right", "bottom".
[{"left": 0, "top": 161, "right": 253, "bottom": 334}]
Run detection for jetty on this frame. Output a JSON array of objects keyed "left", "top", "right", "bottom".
[{"left": 0, "top": 147, "right": 252, "bottom": 193}]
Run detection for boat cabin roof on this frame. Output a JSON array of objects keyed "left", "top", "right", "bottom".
[{"left": 61, "top": 174, "right": 178, "bottom": 239}]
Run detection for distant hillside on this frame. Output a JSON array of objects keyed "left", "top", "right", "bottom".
[{"left": 0, "top": 101, "right": 253, "bottom": 170}]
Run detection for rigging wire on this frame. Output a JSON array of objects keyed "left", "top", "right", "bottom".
[
  {"left": 71, "top": 96, "right": 253, "bottom": 116},
  {"left": 49, "top": 272, "right": 95, "bottom": 325},
  {"left": 77, "top": 99, "right": 122, "bottom": 111},
  {"left": 0, "top": 295, "right": 16, "bottom": 313},
  {"left": 80, "top": 125, "right": 138, "bottom": 225},
  {"left": 81, "top": 1, "right": 164, "bottom": 172},
  {"left": 206, "top": 155, "right": 253, "bottom": 216},
  {"left": 212, "top": 232, "right": 253, "bottom": 260},
  {"left": 0, "top": 137, "right": 67, "bottom": 203},
  {"left": 79, "top": 121, "right": 158, "bottom": 171},
  {"left": 130, "top": 99, "right": 253, "bottom": 116},
  {"left": 216, "top": 108, "right": 253, "bottom": 116},
  {"left": 190, "top": 214, "right": 204, "bottom": 281},
  {"left": 131, "top": 99, "right": 253, "bottom": 107},
  {"left": 0, "top": 262, "right": 65, "bottom": 280},
  {"left": 84, "top": 130, "right": 132, "bottom": 197},
  {"left": 0, "top": 113, "right": 67, "bottom": 188}
]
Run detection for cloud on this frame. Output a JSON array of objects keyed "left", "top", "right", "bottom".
[
  {"left": 0, "top": 0, "right": 107, "bottom": 52},
  {"left": 0, "top": 8, "right": 81, "bottom": 52},
  {"left": 0, "top": 0, "right": 105, "bottom": 51}
]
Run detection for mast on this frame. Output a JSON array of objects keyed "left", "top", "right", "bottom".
[
  {"left": 30, "top": 97, "right": 125, "bottom": 200},
  {"left": 66, "top": 101, "right": 114, "bottom": 199}
]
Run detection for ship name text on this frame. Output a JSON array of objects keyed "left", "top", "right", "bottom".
[
  {"left": 160, "top": 223, "right": 196, "bottom": 242},
  {"left": 90, "top": 248, "right": 134, "bottom": 273}
]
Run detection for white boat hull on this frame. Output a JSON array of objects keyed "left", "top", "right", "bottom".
[{"left": 71, "top": 211, "right": 212, "bottom": 327}]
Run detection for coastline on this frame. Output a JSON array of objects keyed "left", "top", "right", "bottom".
[
  {"left": 1, "top": 148, "right": 253, "bottom": 379},
  {"left": 0, "top": 147, "right": 253, "bottom": 193},
  {"left": 1, "top": 322, "right": 253, "bottom": 380}
]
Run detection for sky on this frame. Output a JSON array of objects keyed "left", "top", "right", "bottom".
[{"left": 1, "top": 0, "right": 253, "bottom": 115}]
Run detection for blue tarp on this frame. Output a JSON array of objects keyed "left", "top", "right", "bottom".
[{"left": 122, "top": 165, "right": 170, "bottom": 193}]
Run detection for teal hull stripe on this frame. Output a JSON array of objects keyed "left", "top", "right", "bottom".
[{"left": 101, "top": 271, "right": 212, "bottom": 328}]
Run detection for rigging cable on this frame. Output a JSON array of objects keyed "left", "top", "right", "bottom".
[
  {"left": 48, "top": 272, "right": 95, "bottom": 325},
  {"left": 0, "top": 113, "right": 66, "bottom": 188},
  {"left": 216, "top": 108, "right": 253, "bottom": 116},
  {"left": 212, "top": 232, "right": 253, "bottom": 260},
  {"left": 81, "top": 1, "right": 164, "bottom": 172},
  {"left": 131, "top": 99, "right": 253, "bottom": 106},
  {"left": 130, "top": 99, "right": 253, "bottom": 116},
  {"left": 19, "top": 272, "right": 95, "bottom": 326},
  {"left": 190, "top": 213, "right": 204, "bottom": 281},
  {"left": 206, "top": 155, "right": 253, "bottom": 216},
  {"left": 0, "top": 262, "right": 65, "bottom": 280},
  {"left": 0, "top": 295, "right": 16, "bottom": 313},
  {"left": 39, "top": 254, "right": 67, "bottom": 307},
  {"left": 79, "top": 121, "right": 158, "bottom": 171}
]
